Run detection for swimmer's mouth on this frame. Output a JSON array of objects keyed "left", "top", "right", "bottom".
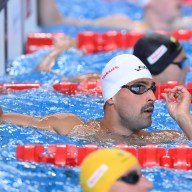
[{"left": 144, "top": 107, "right": 154, "bottom": 113}]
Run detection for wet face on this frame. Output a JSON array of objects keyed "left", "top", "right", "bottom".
[
  {"left": 109, "top": 165, "right": 153, "bottom": 192},
  {"left": 155, "top": 50, "right": 190, "bottom": 84},
  {"left": 151, "top": 0, "right": 181, "bottom": 22},
  {"left": 113, "top": 78, "right": 156, "bottom": 132}
]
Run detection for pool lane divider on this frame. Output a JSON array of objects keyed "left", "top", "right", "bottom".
[
  {"left": 26, "top": 29, "right": 192, "bottom": 54},
  {"left": 1, "top": 81, "right": 192, "bottom": 102},
  {"left": 0, "top": 82, "right": 41, "bottom": 93},
  {"left": 16, "top": 143, "right": 192, "bottom": 170}
]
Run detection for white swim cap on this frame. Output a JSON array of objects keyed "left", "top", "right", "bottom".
[{"left": 101, "top": 54, "right": 152, "bottom": 103}]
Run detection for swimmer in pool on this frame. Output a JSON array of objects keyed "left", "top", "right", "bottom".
[
  {"left": 0, "top": 54, "right": 192, "bottom": 145},
  {"left": 133, "top": 33, "right": 190, "bottom": 85},
  {"left": 80, "top": 148, "right": 153, "bottom": 192},
  {"left": 38, "top": 0, "right": 192, "bottom": 30},
  {"left": 35, "top": 34, "right": 101, "bottom": 82},
  {"left": 35, "top": 33, "right": 190, "bottom": 85}
]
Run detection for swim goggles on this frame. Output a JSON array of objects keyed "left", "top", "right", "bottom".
[
  {"left": 118, "top": 170, "right": 141, "bottom": 184},
  {"left": 121, "top": 83, "right": 156, "bottom": 95},
  {"left": 172, "top": 57, "right": 188, "bottom": 70}
]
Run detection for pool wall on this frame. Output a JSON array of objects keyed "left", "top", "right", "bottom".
[{"left": 0, "top": 0, "right": 39, "bottom": 75}]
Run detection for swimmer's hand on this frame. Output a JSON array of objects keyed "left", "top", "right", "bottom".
[
  {"left": 53, "top": 34, "right": 76, "bottom": 53},
  {"left": 35, "top": 34, "right": 76, "bottom": 72},
  {"left": 161, "top": 86, "right": 191, "bottom": 120},
  {"left": 162, "top": 86, "right": 192, "bottom": 140}
]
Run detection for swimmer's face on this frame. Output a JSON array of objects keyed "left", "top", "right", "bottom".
[
  {"left": 112, "top": 78, "right": 156, "bottom": 132},
  {"left": 150, "top": 0, "right": 181, "bottom": 22},
  {"left": 109, "top": 165, "right": 153, "bottom": 192},
  {"left": 155, "top": 50, "right": 190, "bottom": 84}
]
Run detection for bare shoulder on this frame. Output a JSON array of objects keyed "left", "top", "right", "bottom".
[
  {"left": 39, "top": 113, "right": 84, "bottom": 135},
  {"left": 67, "top": 119, "right": 102, "bottom": 137}
]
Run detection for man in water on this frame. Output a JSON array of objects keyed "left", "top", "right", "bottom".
[
  {"left": 39, "top": 0, "right": 192, "bottom": 30},
  {"left": 35, "top": 33, "right": 190, "bottom": 84},
  {"left": 0, "top": 54, "right": 192, "bottom": 145},
  {"left": 80, "top": 148, "right": 153, "bottom": 192},
  {"left": 133, "top": 33, "right": 190, "bottom": 84}
]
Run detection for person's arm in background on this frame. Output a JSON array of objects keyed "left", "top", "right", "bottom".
[
  {"left": 162, "top": 86, "right": 192, "bottom": 140},
  {"left": 35, "top": 35, "right": 76, "bottom": 72},
  {"left": 38, "top": 0, "right": 133, "bottom": 29},
  {"left": 38, "top": 0, "right": 65, "bottom": 25},
  {"left": 35, "top": 34, "right": 101, "bottom": 82},
  {"left": 38, "top": 0, "right": 95, "bottom": 26}
]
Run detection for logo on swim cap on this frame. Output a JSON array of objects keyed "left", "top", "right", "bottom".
[
  {"left": 102, "top": 66, "right": 119, "bottom": 80},
  {"left": 101, "top": 54, "right": 152, "bottom": 102},
  {"left": 134, "top": 66, "right": 148, "bottom": 71},
  {"left": 147, "top": 45, "right": 168, "bottom": 65}
]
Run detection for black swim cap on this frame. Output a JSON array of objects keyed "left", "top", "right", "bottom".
[{"left": 133, "top": 33, "right": 183, "bottom": 75}]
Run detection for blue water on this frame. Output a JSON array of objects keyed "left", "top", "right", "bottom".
[
  {"left": 42, "top": 0, "right": 192, "bottom": 36},
  {"left": 1, "top": 0, "right": 192, "bottom": 191}
]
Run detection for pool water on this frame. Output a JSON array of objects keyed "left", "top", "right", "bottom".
[
  {"left": 1, "top": 0, "right": 192, "bottom": 191},
  {"left": 0, "top": 40, "right": 192, "bottom": 191}
]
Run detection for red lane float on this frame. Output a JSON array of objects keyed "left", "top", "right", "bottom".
[
  {"left": 26, "top": 30, "right": 192, "bottom": 54},
  {"left": 77, "top": 31, "right": 99, "bottom": 54},
  {"left": 16, "top": 144, "right": 192, "bottom": 170},
  {"left": 1, "top": 81, "right": 192, "bottom": 100},
  {"left": 26, "top": 33, "right": 66, "bottom": 54},
  {"left": 79, "top": 81, "right": 102, "bottom": 95},
  {"left": 182, "top": 0, "right": 192, "bottom": 5},
  {"left": 124, "top": 31, "right": 145, "bottom": 48},
  {"left": 172, "top": 30, "right": 192, "bottom": 41},
  {"left": 52, "top": 81, "right": 102, "bottom": 96},
  {"left": 78, "top": 30, "right": 192, "bottom": 53},
  {"left": 52, "top": 80, "right": 192, "bottom": 102},
  {"left": 0, "top": 83, "right": 41, "bottom": 93},
  {"left": 52, "top": 82, "right": 78, "bottom": 95}
]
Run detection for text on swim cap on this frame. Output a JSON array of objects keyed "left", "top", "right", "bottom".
[
  {"left": 134, "top": 65, "right": 148, "bottom": 71},
  {"left": 102, "top": 66, "right": 119, "bottom": 79},
  {"left": 87, "top": 164, "right": 108, "bottom": 188},
  {"left": 147, "top": 45, "right": 168, "bottom": 65}
]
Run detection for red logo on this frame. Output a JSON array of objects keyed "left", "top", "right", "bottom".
[{"left": 102, "top": 66, "right": 119, "bottom": 79}]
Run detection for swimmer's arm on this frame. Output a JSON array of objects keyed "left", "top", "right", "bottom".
[
  {"left": 0, "top": 110, "right": 84, "bottom": 135},
  {"left": 35, "top": 48, "right": 63, "bottom": 72},
  {"left": 34, "top": 48, "right": 68, "bottom": 80},
  {"left": 38, "top": 0, "right": 65, "bottom": 25},
  {"left": 68, "top": 73, "right": 101, "bottom": 82},
  {"left": 38, "top": 0, "right": 92, "bottom": 26},
  {"left": 38, "top": 0, "right": 133, "bottom": 29},
  {"left": 35, "top": 35, "right": 76, "bottom": 72}
]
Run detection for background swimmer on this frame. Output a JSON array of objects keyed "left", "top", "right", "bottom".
[
  {"left": 38, "top": 0, "right": 192, "bottom": 30},
  {"left": 35, "top": 33, "right": 190, "bottom": 85}
]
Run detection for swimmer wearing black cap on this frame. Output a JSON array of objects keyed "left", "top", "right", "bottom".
[
  {"left": 1, "top": 54, "right": 192, "bottom": 145},
  {"left": 133, "top": 33, "right": 190, "bottom": 84}
]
